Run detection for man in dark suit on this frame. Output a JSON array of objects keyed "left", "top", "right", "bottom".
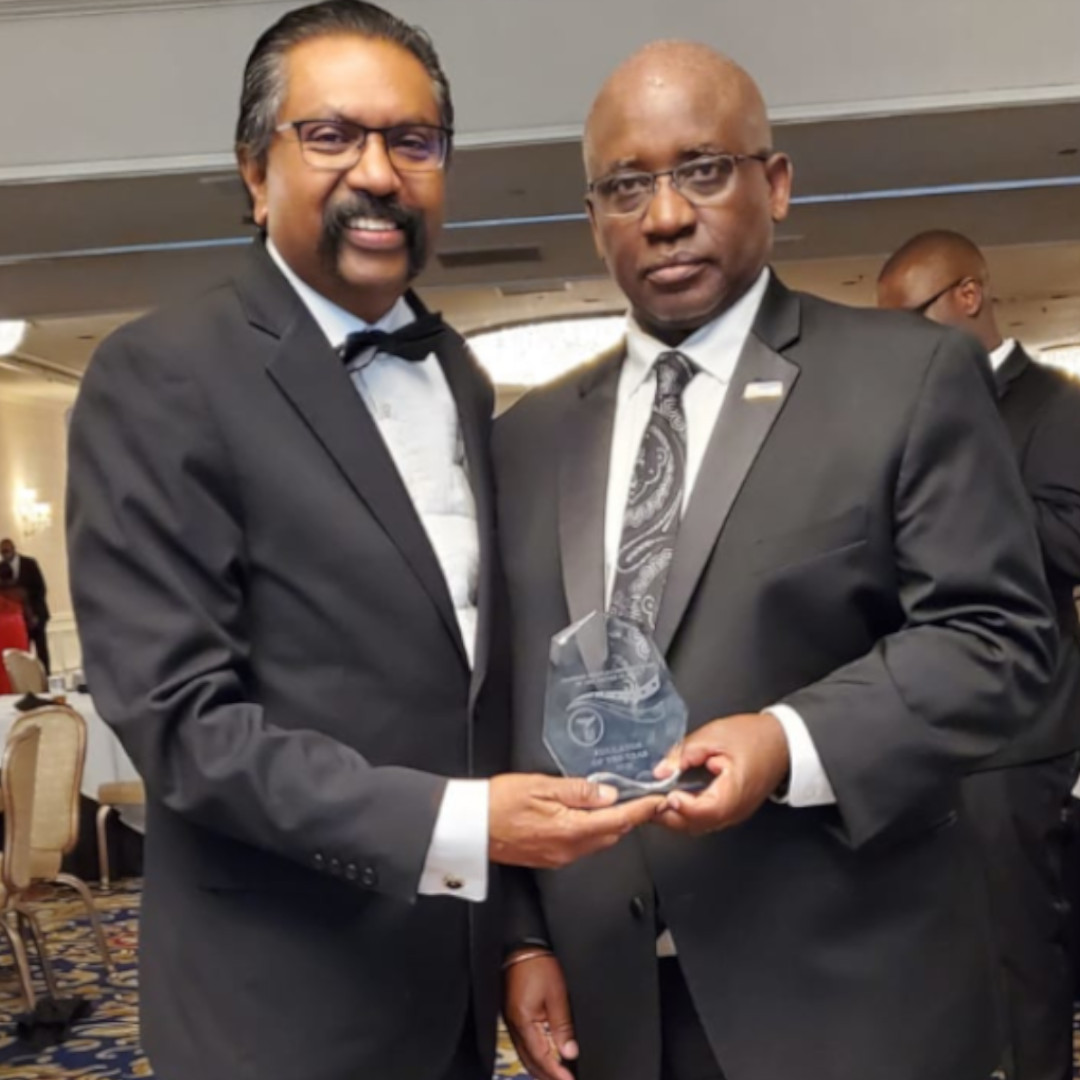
[
  {"left": 494, "top": 43, "right": 1058, "bottom": 1080},
  {"left": 879, "top": 230, "right": 1080, "bottom": 1080},
  {"left": 0, "top": 538, "right": 50, "bottom": 672},
  {"left": 66, "top": 6, "right": 656, "bottom": 1080}
]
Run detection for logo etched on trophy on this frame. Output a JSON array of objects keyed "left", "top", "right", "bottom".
[{"left": 544, "top": 611, "right": 691, "bottom": 801}]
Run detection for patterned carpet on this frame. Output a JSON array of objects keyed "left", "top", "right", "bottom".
[
  {"left": 0, "top": 881, "right": 146, "bottom": 1079},
  {"left": 0, "top": 881, "right": 1077, "bottom": 1079},
  {"left": 0, "top": 879, "right": 527, "bottom": 1079}
]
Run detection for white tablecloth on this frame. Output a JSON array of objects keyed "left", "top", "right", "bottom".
[{"left": 0, "top": 693, "right": 142, "bottom": 808}]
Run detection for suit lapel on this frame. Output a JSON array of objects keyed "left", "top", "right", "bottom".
[
  {"left": 432, "top": 322, "right": 496, "bottom": 704},
  {"left": 558, "top": 346, "right": 624, "bottom": 633},
  {"left": 236, "top": 244, "right": 467, "bottom": 663},
  {"left": 655, "top": 278, "right": 801, "bottom": 653},
  {"left": 994, "top": 343, "right": 1031, "bottom": 399}
]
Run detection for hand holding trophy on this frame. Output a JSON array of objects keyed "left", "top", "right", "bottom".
[{"left": 543, "top": 610, "right": 696, "bottom": 801}]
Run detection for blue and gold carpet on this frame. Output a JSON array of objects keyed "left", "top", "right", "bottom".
[
  {"left": 0, "top": 879, "right": 527, "bottom": 1079},
  {"left": 0, "top": 881, "right": 1077, "bottom": 1079}
]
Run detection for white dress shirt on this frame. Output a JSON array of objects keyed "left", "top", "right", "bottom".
[
  {"left": 989, "top": 338, "right": 1017, "bottom": 372},
  {"left": 606, "top": 268, "right": 835, "bottom": 808},
  {"left": 267, "top": 242, "right": 489, "bottom": 901}
]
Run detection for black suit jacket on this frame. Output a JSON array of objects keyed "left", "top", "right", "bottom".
[
  {"left": 494, "top": 277, "right": 1056, "bottom": 1080},
  {"left": 13, "top": 554, "right": 48, "bottom": 625},
  {"left": 984, "top": 344, "right": 1080, "bottom": 765},
  {"left": 67, "top": 243, "right": 508, "bottom": 1080}
]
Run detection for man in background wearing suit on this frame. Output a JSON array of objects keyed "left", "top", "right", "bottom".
[
  {"left": 1, "top": 538, "right": 50, "bottom": 672},
  {"left": 495, "top": 42, "right": 1057, "bottom": 1080},
  {"left": 879, "top": 230, "right": 1080, "bottom": 1080},
  {"left": 66, "top": 5, "right": 656, "bottom": 1080}
]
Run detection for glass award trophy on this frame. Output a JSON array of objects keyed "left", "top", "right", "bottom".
[{"left": 543, "top": 611, "right": 689, "bottom": 801}]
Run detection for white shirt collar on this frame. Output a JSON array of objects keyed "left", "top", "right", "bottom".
[
  {"left": 265, "top": 239, "right": 415, "bottom": 351},
  {"left": 622, "top": 267, "right": 771, "bottom": 397},
  {"left": 988, "top": 338, "right": 1017, "bottom": 372}
]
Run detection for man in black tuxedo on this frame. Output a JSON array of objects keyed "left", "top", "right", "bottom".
[
  {"left": 66, "top": 5, "right": 656, "bottom": 1080},
  {"left": 879, "top": 230, "right": 1080, "bottom": 1080},
  {"left": 1, "top": 538, "right": 50, "bottom": 672},
  {"left": 494, "top": 43, "right": 1058, "bottom": 1080}
]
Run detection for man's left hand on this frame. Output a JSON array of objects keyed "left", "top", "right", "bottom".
[{"left": 654, "top": 713, "right": 790, "bottom": 835}]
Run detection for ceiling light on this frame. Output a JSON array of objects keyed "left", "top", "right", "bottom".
[
  {"left": 469, "top": 315, "right": 625, "bottom": 387},
  {"left": 0, "top": 320, "right": 28, "bottom": 357},
  {"left": 1038, "top": 345, "right": 1080, "bottom": 380}
]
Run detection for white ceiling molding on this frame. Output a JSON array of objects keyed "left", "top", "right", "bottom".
[
  {"left": 458, "top": 83, "right": 1080, "bottom": 148},
  {"left": 767, "top": 84, "right": 1080, "bottom": 125},
  {"left": 0, "top": 0, "right": 267, "bottom": 19},
  {"left": 0, "top": 151, "right": 237, "bottom": 186},
  {"left": 1, "top": 0, "right": 1078, "bottom": 175},
  {"left": 7, "top": 79, "right": 1080, "bottom": 187}
]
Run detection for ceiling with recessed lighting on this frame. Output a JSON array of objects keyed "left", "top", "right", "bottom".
[{"left": 0, "top": 0, "right": 1078, "bottom": 400}]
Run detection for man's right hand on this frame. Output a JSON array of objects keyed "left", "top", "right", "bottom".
[
  {"left": 504, "top": 949, "right": 577, "bottom": 1080},
  {"left": 489, "top": 773, "right": 661, "bottom": 868}
]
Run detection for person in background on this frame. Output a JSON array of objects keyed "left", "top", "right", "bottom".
[
  {"left": 879, "top": 229, "right": 1080, "bottom": 1080},
  {"left": 494, "top": 41, "right": 1057, "bottom": 1080},
  {"left": 0, "top": 561, "right": 31, "bottom": 693},
  {"left": 1, "top": 538, "right": 50, "bottom": 673},
  {"left": 65, "top": 5, "right": 657, "bottom": 1080}
]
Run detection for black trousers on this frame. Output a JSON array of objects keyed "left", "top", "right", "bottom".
[
  {"left": 659, "top": 958, "right": 725, "bottom": 1080},
  {"left": 658, "top": 953, "right": 1007, "bottom": 1080},
  {"left": 438, "top": 1005, "right": 487, "bottom": 1080},
  {"left": 29, "top": 621, "right": 49, "bottom": 674},
  {"left": 439, "top": 1043, "right": 485, "bottom": 1080},
  {"left": 963, "top": 752, "right": 1079, "bottom": 1080}
]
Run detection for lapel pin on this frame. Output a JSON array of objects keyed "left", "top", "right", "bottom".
[{"left": 743, "top": 380, "right": 785, "bottom": 401}]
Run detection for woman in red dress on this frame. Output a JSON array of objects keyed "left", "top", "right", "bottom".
[{"left": 0, "top": 561, "right": 31, "bottom": 694}]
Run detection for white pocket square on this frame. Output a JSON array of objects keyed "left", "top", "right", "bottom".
[{"left": 743, "top": 380, "right": 785, "bottom": 401}]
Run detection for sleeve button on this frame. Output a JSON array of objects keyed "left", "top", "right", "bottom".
[
  {"left": 360, "top": 866, "right": 378, "bottom": 888},
  {"left": 313, "top": 853, "right": 326, "bottom": 871},
  {"left": 443, "top": 874, "right": 465, "bottom": 891}
]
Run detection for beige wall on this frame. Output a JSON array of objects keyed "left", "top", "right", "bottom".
[{"left": 0, "top": 389, "right": 80, "bottom": 672}]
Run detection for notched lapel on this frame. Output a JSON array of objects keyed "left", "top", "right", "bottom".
[
  {"left": 558, "top": 347, "right": 623, "bottom": 634},
  {"left": 435, "top": 329, "right": 496, "bottom": 702},
  {"left": 654, "top": 333, "right": 800, "bottom": 654}
]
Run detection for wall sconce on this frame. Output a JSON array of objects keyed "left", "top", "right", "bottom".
[{"left": 15, "top": 487, "right": 52, "bottom": 537}]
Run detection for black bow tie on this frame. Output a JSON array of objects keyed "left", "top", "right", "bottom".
[{"left": 337, "top": 309, "right": 447, "bottom": 366}]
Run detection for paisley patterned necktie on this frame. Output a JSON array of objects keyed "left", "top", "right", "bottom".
[{"left": 610, "top": 350, "right": 696, "bottom": 632}]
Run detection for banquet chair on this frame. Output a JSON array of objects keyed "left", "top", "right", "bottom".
[
  {"left": 10, "top": 705, "right": 113, "bottom": 971},
  {"left": 2, "top": 648, "right": 47, "bottom": 694},
  {"left": 0, "top": 725, "right": 62, "bottom": 1010},
  {"left": 96, "top": 780, "right": 146, "bottom": 889}
]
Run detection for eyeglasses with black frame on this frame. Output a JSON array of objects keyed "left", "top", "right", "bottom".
[
  {"left": 587, "top": 152, "right": 772, "bottom": 218},
  {"left": 274, "top": 119, "right": 453, "bottom": 174},
  {"left": 908, "top": 276, "right": 973, "bottom": 315}
]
